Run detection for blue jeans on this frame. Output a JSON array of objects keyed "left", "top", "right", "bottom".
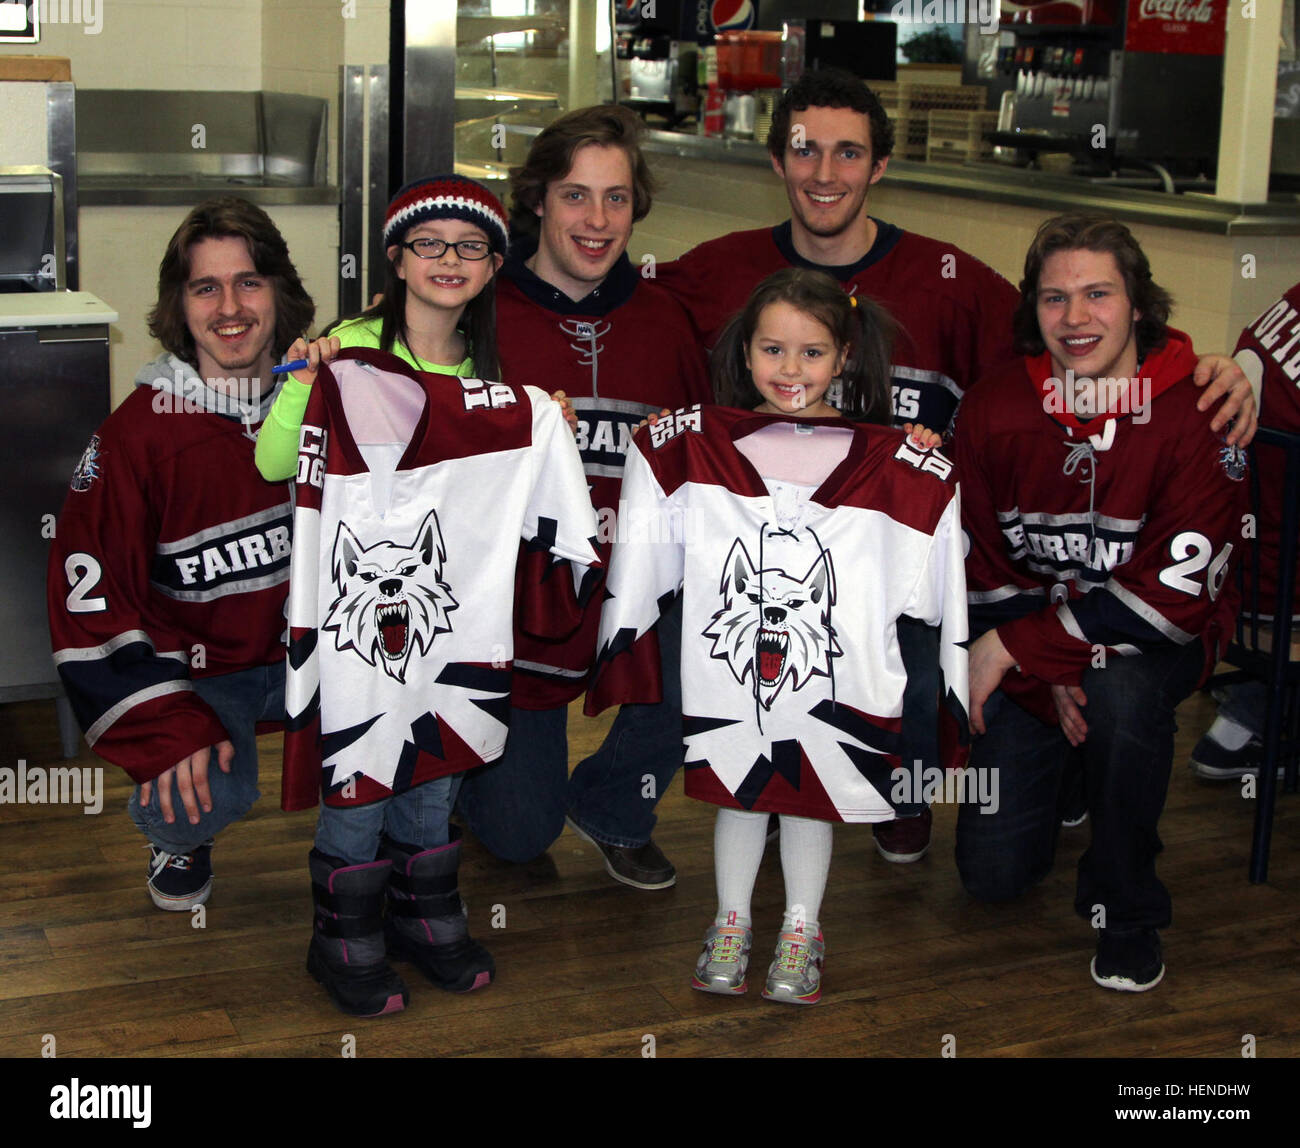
[
  {"left": 955, "top": 642, "right": 1204, "bottom": 932},
  {"left": 1217, "top": 679, "right": 1267, "bottom": 734},
  {"left": 128, "top": 661, "right": 285, "bottom": 854},
  {"left": 893, "top": 616, "right": 942, "bottom": 817},
  {"left": 457, "top": 596, "right": 685, "bottom": 861},
  {"left": 314, "top": 774, "right": 463, "bottom": 866}
]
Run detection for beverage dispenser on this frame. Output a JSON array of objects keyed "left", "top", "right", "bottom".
[{"left": 986, "top": 0, "right": 1227, "bottom": 180}]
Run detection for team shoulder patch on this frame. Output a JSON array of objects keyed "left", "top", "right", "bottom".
[
  {"left": 70, "top": 435, "right": 103, "bottom": 492},
  {"left": 892, "top": 438, "right": 953, "bottom": 481},
  {"left": 1218, "top": 440, "right": 1248, "bottom": 482},
  {"left": 459, "top": 378, "right": 519, "bottom": 412},
  {"left": 649, "top": 404, "right": 703, "bottom": 450}
]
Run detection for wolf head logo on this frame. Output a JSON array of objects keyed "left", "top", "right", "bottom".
[
  {"left": 704, "top": 538, "right": 838, "bottom": 710},
  {"left": 322, "top": 509, "right": 457, "bottom": 683}
]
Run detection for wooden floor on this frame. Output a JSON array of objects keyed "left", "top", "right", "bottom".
[{"left": 0, "top": 689, "right": 1297, "bottom": 1060}]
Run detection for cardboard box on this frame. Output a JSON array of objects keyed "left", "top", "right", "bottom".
[{"left": 0, "top": 57, "right": 72, "bottom": 83}]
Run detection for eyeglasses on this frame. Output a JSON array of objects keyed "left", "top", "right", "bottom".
[{"left": 398, "top": 238, "right": 493, "bottom": 261}]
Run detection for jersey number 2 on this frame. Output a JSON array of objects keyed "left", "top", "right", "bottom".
[
  {"left": 1158, "top": 532, "right": 1232, "bottom": 600},
  {"left": 65, "top": 553, "right": 107, "bottom": 613}
]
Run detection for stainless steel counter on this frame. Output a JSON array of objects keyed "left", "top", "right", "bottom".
[
  {"left": 76, "top": 89, "right": 337, "bottom": 208},
  {"left": 622, "top": 126, "right": 1300, "bottom": 237},
  {"left": 80, "top": 178, "right": 339, "bottom": 207}
]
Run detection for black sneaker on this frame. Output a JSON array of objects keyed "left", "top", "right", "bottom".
[
  {"left": 1189, "top": 733, "right": 1271, "bottom": 781},
  {"left": 1091, "top": 927, "right": 1164, "bottom": 992},
  {"left": 147, "top": 840, "right": 214, "bottom": 911},
  {"left": 565, "top": 817, "right": 676, "bottom": 889}
]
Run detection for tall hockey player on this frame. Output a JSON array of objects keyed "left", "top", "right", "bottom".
[
  {"left": 47, "top": 198, "right": 315, "bottom": 911},
  {"left": 656, "top": 66, "right": 1259, "bottom": 865},
  {"left": 954, "top": 214, "right": 1249, "bottom": 992},
  {"left": 1189, "top": 280, "right": 1300, "bottom": 780},
  {"left": 453, "top": 105, "right": 712, "bottom": 890},
  {"left": 588, "top": 269, "right": 969, "bottom": 1003},
  {"left": 659, "top": 68, "right": 1018, "bottom": 437}
]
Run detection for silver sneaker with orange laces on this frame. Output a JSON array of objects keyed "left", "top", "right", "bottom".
[
  {"left": 691, "top": 915, "right": 753, "bottom": 995},
  {"left": 761, "top": 926, "right": 825, "bottom": 1005}
]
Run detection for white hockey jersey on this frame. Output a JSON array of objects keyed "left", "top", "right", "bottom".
[
  {"left": 586, "top": 406, "right": 969, "bottom": 823},
  {"left": 282, "top": 348, "right": 600, "bottom": 811}
]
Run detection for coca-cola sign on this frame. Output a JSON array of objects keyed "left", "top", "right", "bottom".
[{"left": 1125, "top": 0, "right": 1226, "bottom": 54}]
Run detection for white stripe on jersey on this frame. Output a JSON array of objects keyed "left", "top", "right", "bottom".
[
  {"left": 86, "top": 679, "right": 195, "bottom": 746},
  {"left": 1104, "top": 579, "right": 1196, "bottom": 645},
  {"left": 53, "top": 630, "right": 188, "bottom": 665},
  {"left": 155, "top": 503, "right": 293, "bottom": 554}
]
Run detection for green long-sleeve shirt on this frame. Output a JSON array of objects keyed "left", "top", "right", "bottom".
[{"left": 254, "top": 314, "right": 474, "bottom": 481}]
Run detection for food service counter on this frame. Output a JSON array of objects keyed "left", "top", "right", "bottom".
[{"left": 607, "top": 128, "right": 1300, "bottom": 358}]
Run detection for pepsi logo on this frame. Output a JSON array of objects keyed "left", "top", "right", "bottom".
[{"left": 712, "top": 0, "right": 757, "bottom": 33}]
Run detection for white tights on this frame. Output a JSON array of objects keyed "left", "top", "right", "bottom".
[{"left": 712, "top": 807, "right": 833, "bottom": 935}]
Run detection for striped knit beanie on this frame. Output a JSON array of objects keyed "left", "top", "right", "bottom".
[{"left": 383, "top": 175, "right": 509, "bottom": 254}]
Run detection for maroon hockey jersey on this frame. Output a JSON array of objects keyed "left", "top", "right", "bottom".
[
  {"left": 497, "top": 245, "right": 711, "bottom": 708},
  {"left": 955, "top": 330, "right": 1248, "bottom": 695},
  {"left": 281, "top": 348, "right": 599, "bottom": 811},
  {"left": 1233, "top": 282, "right": 1300, "bottom": 621},
  {"left": 587, "top": 406, "right": 969, "bottom": 823},
  {"left": 47, "top": 361, "right": 291, "bottom": 783},
  {"left": 656, "top": 220, "right": 1019, "bottom": 432}
]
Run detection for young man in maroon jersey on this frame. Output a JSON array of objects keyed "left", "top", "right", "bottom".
[
  {"left": 659, "top": 68, "right": 1019, "bottom": 438},
  {"left": 48, "top": 198, "right": 314, "bottom": 910},
  {"left": 454, "top": 105, "right": 711, "bottom": 888},
  {"left": 954, "top": 214, "right": 1248, "bottom": 992},
  {"left": 658, "top": 67, "right": 1258, "bottom": 865},
  {"left": 1189, "top": 280, "right": 1300, "bottom": 779}
]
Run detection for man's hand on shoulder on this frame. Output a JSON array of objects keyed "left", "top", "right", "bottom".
[
  {"left": 1193, "top": 353, "right": 1257, "bottom": 446},
  {"left": 140, "top": 740, "right": 234, "bottom": 824}
]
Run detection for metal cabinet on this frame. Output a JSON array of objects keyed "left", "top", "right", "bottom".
[{"left": 0, "top": 292, "right": 116, "bottom": 756}]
